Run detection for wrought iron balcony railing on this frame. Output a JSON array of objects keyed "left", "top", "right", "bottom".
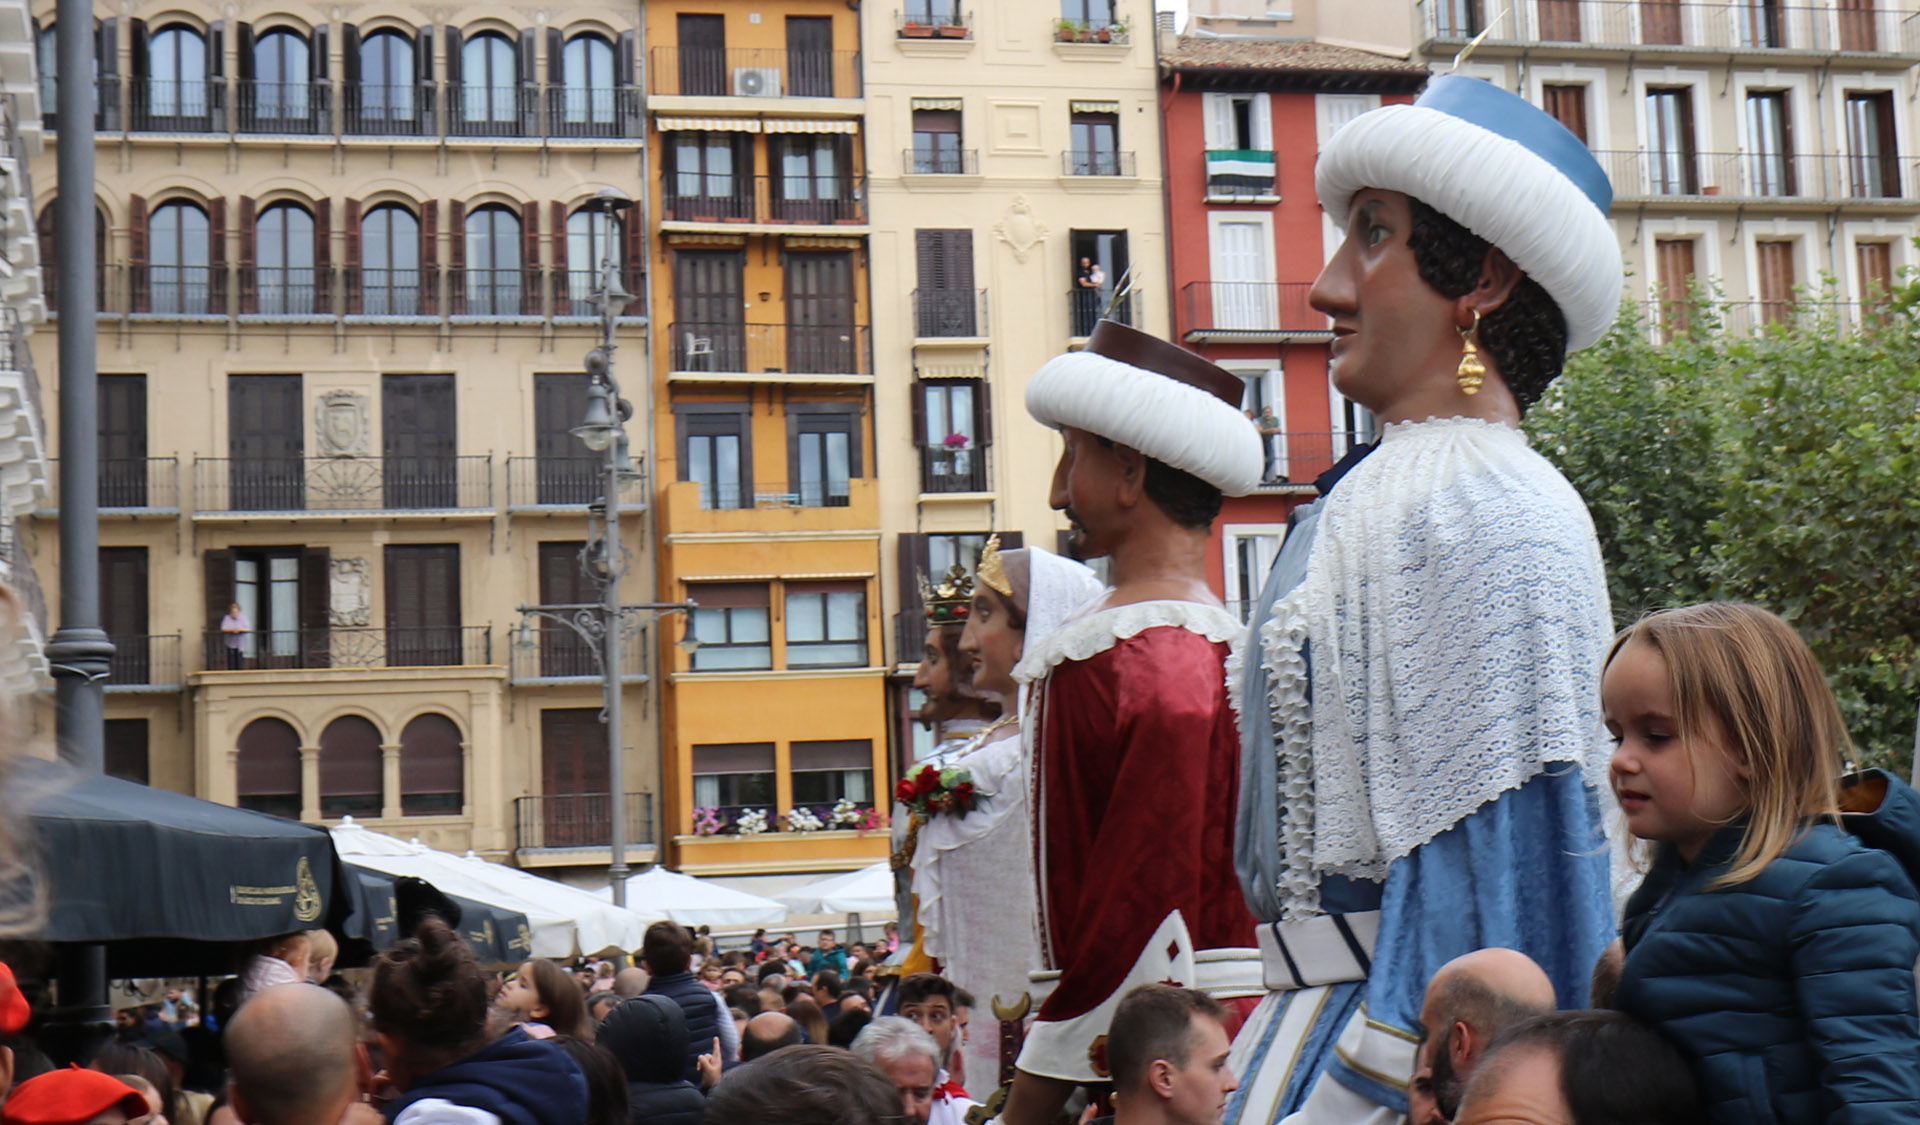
[
  {"left": 660, "top": 174, "right": 868, "bottom": 225},
  {"left": 1597, "top": 149, "right": 1920, "bottom": 201},
  {"left": 1421, "top": 0, "right": 1920, "bottom": 54},
  {"left": 912, "top": 289, "right": 988, "bottom": 338},
  {"left": 344, "top": 82, "right": 439, "bottom": 136},
  {"left": 694, "top": 479, "right": 857, "bottom": 511},
  {"left": 450, "top": 85, "right": 542, "bottom": 137},
  {"left": 509, "top": 625, "right": 648, "bottom": 681},
  {"left": 106, "top": 633, "right": 183, "bottom": 690},
  {"left": 1063, "top": 149, "right": 1136, "bottom": 176},
  {"left": 236, "top": 80, "right": 332, "bottom": 134},
  {"left": 1182, "top": 281, "right": 1328, "bottom": 336},
  {"left": 1250, "top": 431, "right": 1344, "bottom": 488},
  {"left": 37, "top": 458, "right": 181, "bottom": 511},
  {"left": 504, "top": 456, "right": 648, "bottom": 509},
  {"left": 191, "top": 455, "right": 493, "bottom": 514},
  {"left": 904, "top": 147, "right": 979, "bottom": 174},
  {"left": 544, "top": 86, "right": 642, "bottom": 138},
  {"left": 129, "top": 78, "right": 223, "bottom": 132},
  {"left": 920, "top": 442, "right": 990, "bottom": 494},
  {"left": 897, "top": 8, "right": 973, "bottom": 36},
  {"left": 1068, "top": 288, "right": 1140, "bottom": 336},
  {"left": 648, "top": 46, "right": 863, "bottom": 98},
  {"left": 515, "top": 792, "right": 654, "bottom": 850},
  {"left": 202, "top": 624, "right": 492, "bottom": 671},
  {"left": 668, "top": 322, "right": 873, "bottom": 376}
]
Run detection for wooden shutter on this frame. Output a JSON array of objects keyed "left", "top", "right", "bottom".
[
  {"left": 547, "top": 27, "right": 563, "bottom": 87},
  {"left": 319, "top": 715, "right": 382, "bottom": 815},
  {"left": 1858, "top": 241, "right": 1894, "bottom": 307},
  {"left": 208, "top": 21, "right": 226, "bottom": 131},
  {"left": 204, "top": 548, "right": 234, "bottom": 665},
  {"left": 207, "top": 197, "right": 227, "bottom": 313},
  {"left": 301, "top": 545, "right": 331, "bottom": 668},
  {"left": 341, "top": 24, "right": 360, "bottom": 89},
  {"left": 1757, "top": 241, "right": 1796, "bottom": 324},
  {"left": 313, "top": 25, "right": 328, "bottom": 80},
  {"left": 35, "top": 206, "right": 53, "bottom": 311},
  {"left": 623, "top": 206, "right": 645, "bottom": 294},
  {"left": 521, "top": 200, "right": 541, "bottom": 315},
  {"left": 419, "top": 200, "right": 438, "bottom": 314},
  {"left": 443, "top": 26, "right": 462, "bottom": 129},
  {"left": 1655, "top": 238, "right": 1695, "bottom": 338},
  {"left": 128, "top": 18, "right": 147, "bottom": 95},
  {"left": 447, "top": 199, "right": 466, "bottom": 315},
  {"left": 128, "top": 194, "right": 149, "bottom": 312},
  {"left": 1839, "top": 0, "right": 1878, "bottom": 49},
  {"left": 909, "top": 380, "right": 926, "bottom": 447},
  {"left": 976, "top": 377, "right": 994, "bottom": 446},
  {"left": 237, "top": 195, "right": 258, "bottom": 313},
  {"left": 235, "top": 22, "right": 253, "bottom": 83},
  {"left": 400, "top": 714, "right": 464, "bottom": 813},
  {"left": 896, "top": 533, "right": 930, "bottom": 639},
  {"left": 98, "top": 374, "right": 149, "bottom": 505},
  {"left": 1543, "top": 85, "right": 1588, "bottom": 145},
  {"left": 1874, "top": 93, "right": 1899, "bottom": 197},
  {"left": 616, "top": 31, "right": 638, "bottom": 134},
  {"left": 541, "top": 708, "right": 608, "bottom": 803},
  {"left": 1642, "top": 0, "right": 1681, "bottom": 44},
  {"left": 312, "top": 198, "right": 332, "bottom": 314},
  {"left": 100, "top": 547, "right": 150, "bottom": 646},
  {"left": 343, "top": 198, "right": 362, "bottom": 313},
  {"left": 104, "top": 720, "right": 150, "bottom": 786},
  {"left": 518, "top": 28, "right": 538, "bottom": 134},
  {"left": 99, "top": 18, "right": 120, "bottom": 130},
  {"left": 236, "top": 719, "right": 301, "bottom": 807},
  {"left": 550, "top": 201, "right": 568, "bottom": 310}
]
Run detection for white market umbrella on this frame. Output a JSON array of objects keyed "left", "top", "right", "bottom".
[
  {"left": 452, "top": 850, "right": 645, "bottom": 956},
  {"left": 330, "top": 820, "right": 615, "bottom": 958},
  {"left": 595, "top": 866, "right": 787, "bottom": 928},
  {"left": 771, "top": 861, "right": 894, "bottom": 915}
]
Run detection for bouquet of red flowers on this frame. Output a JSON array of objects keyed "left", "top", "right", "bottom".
[{"left": 894, "top": 763, "right": 979, "bottom": 821}]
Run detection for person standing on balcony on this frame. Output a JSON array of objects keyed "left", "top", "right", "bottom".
[
  {"left": 994, "top": 319, "right": 1265, "bottom": 1125},
  {"left": 220, "top": 603, "right": 251, "bottom": 670},
  {"left": 1223, "top": 74, "right": 1621, "bottom": 1125}
]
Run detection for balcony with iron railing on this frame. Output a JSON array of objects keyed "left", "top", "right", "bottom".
[
  {"left": 72, "top": 265, "right": 645, "bottom": 324},
  {"left": 662, "top": 476, "right": 879, "bottom": 534},
  {"left": 1597, "top": 149, "right": 1920, "bottom": 204},
  {"left": 1051, "top": 14, "right": 1133, "bottom": 41},
  {"left": 450, "top": 85, "right": 543, "bottom": 138},
  {"left": 912, "top": 289, "right": 988, "bottom": 339},
  {"left": 647, "top": 46, "right": 863, "bottom": 99},
  {"left": 544, "top": 86, "right": 643, "bottom": 138},
  {"left": 505, "top": 456, "right": 648, "bottom": 510},
  {"left": 552, "top": 267, "right": 649, "bottom": 319},
  {"left": 40, "top": 76, "right": 120, "bottom": 132},
  {"left": 106, "top": 633, "right": 184, "bottom": 691},
  {"left": 659, "top": 175, "right": 869, "bottom": 226},
  {"left": 201, "top": 624, "right": 493, "bottom": 671},
  {"left": 667, "top": 322, "right": 873, "bottom": 378},
  {"left": 35, "top": 457, "right": 182, "bottom": 513},
  {"left": 920, "top": 441, "right": 990, "bottom": 495},
  {"left": 1181, "top": 281, "right": 1330, "bottom": 341},
  {"left": 236, "top": 80, "right": 332, "bottom": 134},
  {"left": 1419, "top": 0, "right": 1920, "bottom": 56},
  {"left": 1068, "top": 288, "right": 1141, "bottom": 336},
  {"left": 191, "top": 455, "right": 493, "bottom": 515},
  {"left": 1635, "top": 296, "right": 1888, "bottom": 337},
  {"left": 508, "top": 626, "right": 648, "bottom": 683},
  {"left": 904, "top": 147, "right": 980, "bottom": 175},
  {"left": 129, "top": 78, "right": 223, "bottom": 132},
  {"left": 1250, "top": 431, "right": 1344, "bottom": 489},
  {"left": 896, "top": 8, "right": 974, "bottom": 37},
  {"left": 515, "top": 792, "right": 654, "bottom": 852},
  {"left": 1063, "top": 149, "right": 1137, "bottom": 177},
  {"left": 344, "top": 82, "right": 439, "bottom": 136}
]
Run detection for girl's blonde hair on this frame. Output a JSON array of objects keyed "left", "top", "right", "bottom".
[{"left": 1608, "top": 602, "right": 1847, "bottom": 887}]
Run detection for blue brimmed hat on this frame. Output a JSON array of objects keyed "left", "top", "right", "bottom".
[{"left": 1316, "top": 74, "right": 1622, "bottom": 351}]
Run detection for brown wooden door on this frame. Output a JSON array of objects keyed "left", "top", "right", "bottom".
[
  {"left": 228, "top": 374, "right": 304, "bottom": 509},
  {"left": 385, "top": 544, "right": 461, "bottom": 665},
  {"left": 1839, "top": 0, "right": 1878, "bottom": 50},
  {"left": 537, "top": 541, "right": 594, "bottom": 676},
  {"left": 100, "top": 546, "right": 150, "bottom": 683},
  {"left": 104, "top": 719, "right": 150, "bottom": 785},
  {"left": 1858, "top": 242, "right": 1893, "bottom": 311},
  {"left": 382, "top": 373, "right": 456, "bottom": 508},
  {"left": 1539, "top": 0, "right": 1581, "bottom": 40},
  {"left": 786, "top": 16, "right": 833, "bottom": 97},
  {"left": 1655, "top": 238, "right": 1696, "bottom": 339},
  {"left": 98, "top": 375, "right": 148, "bottom": 507},
  {"left": 915, "top": 230, "right": 975, "bottom": 336},
  {"left": 785, "top": 251, "right": 855, "bottom": 374},
  {"left": 541, "top": 708, "right": 609, "bottom": 847},
  {"left": 677, "top": 14, "right": 724, "bottom": 96},
  {"left": 1757, "top": 241, "right": 1796, "bottom": 325},
  {"left": 1542, "top": 85, "right": 1588, "bottom": 145},
  {"left": 673, "top": 249, "right": 746, "bottom": 370},
  {"left": 534, "top": 373, "right": 594, "bottom": 504},
  {"left": 1642, "top": 0, "right": 1681, "bottom": 44}
]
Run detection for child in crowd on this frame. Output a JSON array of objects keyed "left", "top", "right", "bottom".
[
  {"left": 495, "top": 959, "right": 591, "bottom": 1040},
  {"left": 235, "top": 932, "right": 309, "bottom": 1005},
  {"left": 1605, "top": 602, "right": 1920, "bottom": 1123}
]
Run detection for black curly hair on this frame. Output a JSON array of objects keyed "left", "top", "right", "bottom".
[{"left": 1405, "top": 198, "right": 1569, "bottom": 413}]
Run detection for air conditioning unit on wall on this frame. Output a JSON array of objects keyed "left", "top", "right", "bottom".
[{"left": 733, "top": 67, "right": 782, "bottom": 96}]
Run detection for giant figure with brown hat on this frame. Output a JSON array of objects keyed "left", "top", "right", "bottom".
[{"left": 994, "top": 319, "right": 1264, "bottom": 1125}]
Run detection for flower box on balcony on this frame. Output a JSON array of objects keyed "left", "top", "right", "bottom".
[
  {"left": 938, "top": 24, "right": 969, "bottom": 37},
  {"left": 902, "top": 22, "right": 935, "bottom": 37}
]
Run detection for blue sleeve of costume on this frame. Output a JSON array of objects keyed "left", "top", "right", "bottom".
[{"left": 1366, "top": 766, "right": 1615, "bottom": 1035}]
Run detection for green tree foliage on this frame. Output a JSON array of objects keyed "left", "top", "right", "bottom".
[{"left": 1527, "top": 288, "right": 1920, "bottom": 773}]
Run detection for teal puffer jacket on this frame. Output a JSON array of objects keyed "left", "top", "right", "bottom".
[{"left": 1616, "top": 770, "right": 1920, "bottom": 1125}]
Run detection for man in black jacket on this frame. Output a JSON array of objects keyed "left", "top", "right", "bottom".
[
  {"left": 639, "top": 923, "right": 720, "bottom": 1084},
  {"left": 596, "top": 997, "right": 705, "bottom": 1125}
]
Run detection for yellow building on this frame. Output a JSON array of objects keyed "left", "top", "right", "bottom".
[
  {"left": 643, "top": 0, "right": 889, "bottom": 877},
  {"left": 861, "top": 0, "right": 1167, "bottom": 755},
  {"left": 27, "top": 0, "right": 662, "bottom": 878}
]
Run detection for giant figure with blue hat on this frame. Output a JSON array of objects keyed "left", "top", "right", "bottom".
[{"left": 1222, "top": 75, "right": 1622, "bottom": 1124}]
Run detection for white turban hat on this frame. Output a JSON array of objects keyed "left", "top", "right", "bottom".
[
  {"left": 1316, "top": 74, "right": 1622, "bottom": 351},
  {"left": 1025, "top": 320, "right": 1265, "bottom": 496}
]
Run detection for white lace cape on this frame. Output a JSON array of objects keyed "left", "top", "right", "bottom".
[{"left": 1226, "top": 417, "right": 1614, "bottom": 921}]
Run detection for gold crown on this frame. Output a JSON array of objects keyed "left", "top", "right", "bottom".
[
  {"left": 977, "top": 534, "right": 1013, "bottom": 598},
  {"left": 918, "top": 564, "right": 974, "bottom": 626}
]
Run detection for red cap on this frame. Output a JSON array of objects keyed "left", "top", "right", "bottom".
[
  {"left": 0, "top": 962, "right": 27, "bottom": 1035},
  {"left": 1, "top": 1067, "right": 151, "bottom": 1125}
]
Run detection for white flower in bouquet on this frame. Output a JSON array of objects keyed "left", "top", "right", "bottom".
[
  {"left": 736, "top": 808, "right": 770, "bottom": 835},
  {"left": 786, "top": 806, "right": 824, "bottom": 832},
  {"left": 830, "top": 798, "right": 863, "bottom": 828}
]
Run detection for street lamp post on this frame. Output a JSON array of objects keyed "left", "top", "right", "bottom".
[{"left": 518, "top": 189, "right": 696, "bottom": 909}]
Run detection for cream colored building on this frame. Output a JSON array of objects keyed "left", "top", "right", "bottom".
[
  {"left": 27, "top": 0, "right": 658, "bottom": 874},
  {"left": 863, "top": 0, "right": 1166, "bottom": 749}
]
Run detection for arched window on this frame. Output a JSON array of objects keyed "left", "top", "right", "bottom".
[
  {"left": 464, "top": 205, "right": 521, "bottom": 316},
  {"left": 561, "top": 34, "right": 615, "bottom": 128},
  {"left": 252, "top": 30, "right": 311, "bottom": 125},
  {"left": 356, "top": 30, "right": 416, "bottom": 131},
  {"left": 37, "top": 204, "right": 108, "bottom": 312},
  {"left": 150, "top": 201, "right": 211, "bottom": 314},
  {"left": 256, "top": 204, "right": 316, "bottom": 315},
  {"left": 236, "top": 717, "right": 301, "bottom": 819},
  {"left": 461, "top": 32, "right": 516, "bottom": 128},
  {"left": 565, "top": 207, "right": 622, "bottom": 315},
  {"left": 400, "top": 713, "right": 464, "bottom": 815},
  {"left": 146, "top": 25, "right": 210, "bottom": 128},
  {"left": 362, "top": 205, "right": 421, "bottom": 316},
  {"left": 319, "top": 715, "right": 382, "bottom": 819}
]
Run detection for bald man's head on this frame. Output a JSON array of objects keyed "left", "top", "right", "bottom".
[
  {"left": 742, "top": 1011, "right": 803, "bottom": 1061},
  {"left": 613, "top": 967, "right": 649, "bottom": 999},
  {"left": 226, "top": 985, "right": 363, "bottom": 1125},
  {"left": 1414, "top": 949, "right": 1557, "bottom": 1124}
]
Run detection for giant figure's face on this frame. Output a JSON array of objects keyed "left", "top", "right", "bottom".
[
  {"left": 1310, "top": 189, "right": 1463, "bottom": 416},
  {"left": 1048, "top": 425, "right": 1130, "bottom": 560},
  {"left": 911, "top": 626, "right": 966, "bottom": 722}
]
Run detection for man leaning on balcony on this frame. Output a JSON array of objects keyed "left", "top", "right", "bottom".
[{"left": 220, "top": 602, "right": 251, "bottom": 670}]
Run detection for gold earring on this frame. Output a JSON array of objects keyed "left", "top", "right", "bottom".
[{"left": 1456, "top": 311, "right": 1485, "bottom": 396}]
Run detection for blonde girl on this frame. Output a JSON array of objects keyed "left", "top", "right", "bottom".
[{"left": 1604, "top": 602, "right": 1920, "bottom": 1123}]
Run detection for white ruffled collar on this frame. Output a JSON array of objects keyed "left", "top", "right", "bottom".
[{"left": 1013, "top": 599, "right": 1241, "bottom": 684}]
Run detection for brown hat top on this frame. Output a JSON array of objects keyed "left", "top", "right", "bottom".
[{"left": 1083, "top": 320, "right": 1243, "bottom": 407}]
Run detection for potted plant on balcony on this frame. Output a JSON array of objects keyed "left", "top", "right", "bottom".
[
  {"left": 902, "top": 19, "right": 935, "bottom": 37},
  {"left": 1057, "top": 17, "right": 1080, "bottom": 40},
  {"left": 1106, "top": 20, "right": 1130, "bottom": 40},
  {"left": 938, "top": 20, "right": 969, "bottom": 37}
]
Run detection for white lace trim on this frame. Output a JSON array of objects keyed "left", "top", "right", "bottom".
[
  {"left": 1259, "top": 416, "right": 1613, "bottom": 915},
  {"left": 1013, "top": 599, "right": 1243, "bottom": 685},
  {"left": 914, "top": 725, "right": 1026, "bottom": 964}
]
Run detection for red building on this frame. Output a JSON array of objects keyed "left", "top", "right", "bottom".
[{"left": 1157, "top": 38, "right": 1424, "bottom": 611}]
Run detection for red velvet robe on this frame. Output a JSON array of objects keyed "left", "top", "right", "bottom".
[{"left": 1019, "top": 617, "right": 1259, "bottom": 1081}]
